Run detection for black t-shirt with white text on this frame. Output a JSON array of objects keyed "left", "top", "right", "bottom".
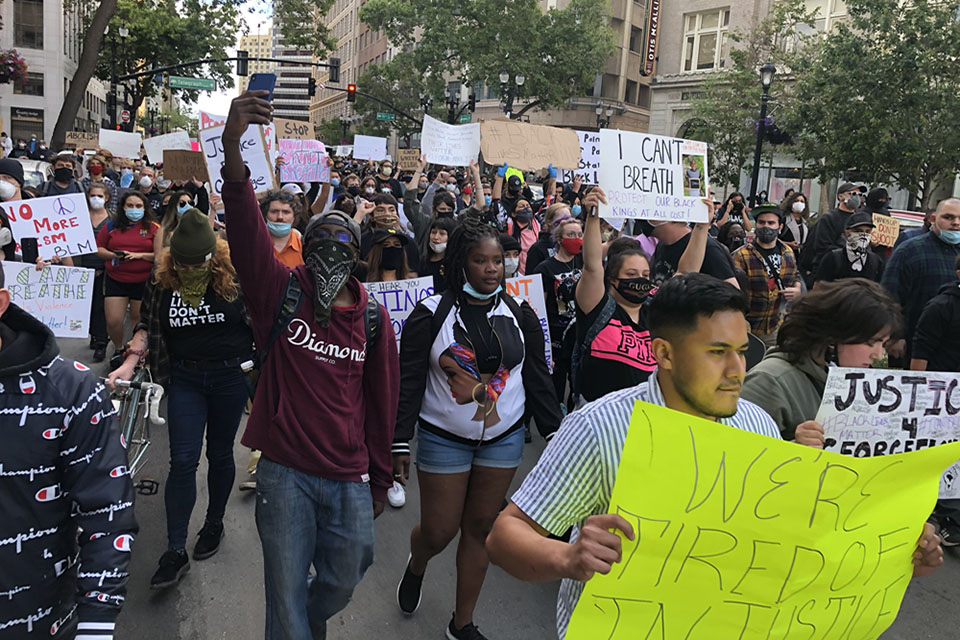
[
  {"left": 161, "top": 288, "right": 253, "bottom": 361},
  {"left": 652, "top": 233, "right": 736, "bottom": 285},
  {"left": 533, "top": 255, "right": 583, "bottom": 346}
]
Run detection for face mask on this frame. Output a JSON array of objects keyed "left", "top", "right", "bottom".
[
  {"left": 939, "top": 229, "right": 960, "bottom": 245},
  {"left": 347, "top": 185, "right": 361, "bottom": 197},
  {"left": 504, "top": 257, "right": 520, "bottom": 277},
  {"left": 382, "top": 166, "right": 393, "bottom": 177},
  {"left": 176, "top": 264, "right": 212, "bottom": 309},
  {"left": 435, "top": 208, "right": 454, "bottom": 219},
  {"left": 364, "top": 186, "right": 376, "bottom": 196},
  {"left": 374, "top": 212, "right": 399, "bottom": 227},
  {"left": 507, "top": 184, "right": 521, "bottom": 196},
  {"left": 484, "top": 195, "right": 492, "bottom": 207},
  {"left": 157, "top": 178, "right": 172, "bottom": 190},
  {"left": 17, "top": 143, "right": 25, "bottom": 149},
  {"left": 463, "top": 280, "right": 502, "bottom": 300},
  {"left": 331, "top": 178, "right": 340, "bottom": 187},
  {"left": 177, "top": 202, "right": 192, "bottom": 217},
  {"left": 845, "top": 195, "right": 861, "bottom": 210},
  {"left": 560, "top": 237, "right": 583, "bottom": 255},
  {"left": 792, "top": 201, "right": 806, "bottom": 213},
  {"left": 419, "top": 181, "right": 428, "bottom": 190},
  {"left": 755, "top": 226, "right": 779, "bottom": 244},
  {"left": 380, "top": 245, "right": 404, "bottom": 271},
  {"left": 571, "top": 204, "right": 582, "bottom": 216},
  {"left": 615, "top": 277, "right": 655, "bottom": 304},
  {"left": 89, "top": 195, "right": 106, "bottom": 210},
  {"left": 637, "top": 219, "right": 667, "bottom": 237},
  {"left": 267, "top": 220, "right": 292, "bottom": 237},
  {"left": 304, "top": 238, "right": 356, "bottom": 327},
  {"left": 445, "top": 184, "right": 457, "bottom": 193},
  {"left": 601, "top": 230, "right": 614, "bottom": 243},
  {"left": 0, "top": 180, "right": 17, "bottom": 201},
  {"left": 54, "top": 167, "right": 74, "bottom": 183},
  {"left": 514, "top": 208, "right": 533, "bottom": 223},
  {"left": 125, "top": 208, "right": 145, "bottom": 222},
  {"left": 89, "top": 165, "right": 103, "bottom": 176},
  {"left": 139, "top": 176, "right": 153, "bottom": 189},
  {"left": 732, "top": 201, "right": 744, "bottom": 212},
  {"left": 729, "top": 235, "right": 746, "bottom": 250},
  {"left": 846, "top": 231, "right": 871, "bottom": 252},
  {"left": 429, "top": 241, "right": 447, "bottom": 254}
]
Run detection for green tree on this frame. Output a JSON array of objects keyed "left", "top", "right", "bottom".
[
  {"left": 786, "top": 0, "right": 960, "bottom": 206},
  {"left": 352, "top": 54, "right": 449, "bottom": 139},
  {"left": 357, "top": 0, "right": 615, "bottom": 120},
  {"left": 316, "top": 118, "right": 348, "bottom": 146}
]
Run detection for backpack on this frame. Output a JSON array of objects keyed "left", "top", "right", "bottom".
[
  {"left": 568, "top": 296, "right": 618, "bottom": 406},
  {"left": 427, "top": 289, "right": 524, "bottom": 349},
  {"left": 259, "top": 272, "right": 381, "bottom": 366}
]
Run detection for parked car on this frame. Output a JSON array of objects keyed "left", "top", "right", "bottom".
[{"left": 16, "top": 158, "right": 52, "bottom": 189}]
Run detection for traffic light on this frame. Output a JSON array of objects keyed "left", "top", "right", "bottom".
[
  {"left": 468, "top": 93, "right": 476, "bottom": 112},
  {"left": 308, "top": 77, "right": 317, "bottom": 97},
  {"left": 237, "top": 50, "right": 249, "bottom": 76},
  {"left": 346, "top": 83, "right": 356, "bottom": 102},
  {"left": 329, "top": 57, "right": 340, "bottom": 84}
]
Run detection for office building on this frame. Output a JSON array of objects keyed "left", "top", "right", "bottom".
[
  {"left": 271, "top": 19, "right": 312, "bottom": 121},
  {"left": 238, "top": 29, "right": 274, "bottom": 94}
]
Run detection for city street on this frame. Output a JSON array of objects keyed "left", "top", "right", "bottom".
[{"left": 55, "top": 335, "right": 960, "bottom": 640}]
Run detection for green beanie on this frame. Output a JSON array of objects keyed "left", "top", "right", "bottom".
[{"left": 170, "top": 208, "right": 217, "bottom": 265}]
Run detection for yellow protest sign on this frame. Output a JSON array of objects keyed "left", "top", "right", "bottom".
[{"left": 565, "top": 401, "right": 960, "bottom": 640}]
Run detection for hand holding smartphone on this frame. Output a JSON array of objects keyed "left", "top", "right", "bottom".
[{"left": 247, "top": 73, "right": 277, "bottom": 102}]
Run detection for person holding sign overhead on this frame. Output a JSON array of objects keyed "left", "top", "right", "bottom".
[{"left": 487, "top": 273, "right": 943, "bottom": 639}]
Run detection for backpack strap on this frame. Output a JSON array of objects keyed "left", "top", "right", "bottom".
[
  {"left": 570, "top": 295, "right": 618, "bottom": 403},
  {"left": 364, "top": 293, "right": 381, "bottom": 350},
  {"left": 429, "top": 290, "right": 458, "bottom": 346},
  {"left": 259, "top": 272, "right": 304, "bottom": 365}
]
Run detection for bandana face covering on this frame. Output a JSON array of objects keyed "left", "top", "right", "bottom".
[
  {"left": 304, "top": 239, "right": 356, "bottom": 327},
  {"left": 845, "top": 231, "right": 872, "bottom": 272},
  {"left": 177, "top": 264, "right": 211, "bottom": 308}
]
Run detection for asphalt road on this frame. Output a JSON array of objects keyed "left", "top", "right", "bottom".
[{"left": 54, "top": 335, "right": 960, "bottom": 640}]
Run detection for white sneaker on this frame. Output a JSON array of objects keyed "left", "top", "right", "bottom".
[{"left": 387, "top": 481, "right": 406, "bottom": 508}]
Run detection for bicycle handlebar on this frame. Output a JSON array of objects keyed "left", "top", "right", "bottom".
[{"left": 112, "top": 379, "right": 166, "bottom": 426}]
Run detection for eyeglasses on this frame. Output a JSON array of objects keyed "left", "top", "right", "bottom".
[
  {"left": 307, "top": 228, "right": 354, "bottom": 244},
  {"left": 265, "top": 192, "right": 296, "bottom": 203}
]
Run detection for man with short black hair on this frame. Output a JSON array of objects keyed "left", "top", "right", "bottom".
[{"left": 40, "top": 152, "right": 83, "bottom": 195}]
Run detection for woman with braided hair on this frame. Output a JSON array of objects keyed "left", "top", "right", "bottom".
[{"left": 391, "top": 216, "right": 561, "bottom": 639}]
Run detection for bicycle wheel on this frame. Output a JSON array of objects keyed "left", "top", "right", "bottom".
[{"left": 121, "top": 368, "right": 150, "bottom": 475}]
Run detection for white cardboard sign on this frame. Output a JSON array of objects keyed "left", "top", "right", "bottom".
[
  {"left": 98, "top": 129, "right": 143, "bottom": 159},
  {"left": 142, "top": 130, "right": 191, "bottom": 165},
  {"left": 559, "top": 130, "right": 601, "bottom": 185},
  {"left": 363, "top": 276, "right": 435, "bottom": 348},
  {"left": 1, "top": 194, "right": 98, "bottom": 258},
  {"left": 199, "top": 124, "right": 276, "bottom": 196},
  {"left": 2, "top": 263, "right": 95, "bottom": 338},
  {"left": 505, "top": 273, "right": 553, "bottom": 372},
  {"left": 420, "top": 115, "right": 481, "bottom": 167},
  {"left": 352, "top": 135, "right": 387, "bottom": 161}
]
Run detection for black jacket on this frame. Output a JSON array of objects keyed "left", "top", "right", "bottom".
[
  {"left": 913, "top": 281, "right": 960, "bottom": 372},
  {"left": 0, "top": 304, "right": 137, "bottom": 639},
  {"left": 811, "top": 207, "right": 853, "bottom": 269}
]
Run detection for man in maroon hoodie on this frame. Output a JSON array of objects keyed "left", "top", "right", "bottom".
[{"left": 220, "top": 92, "right": 400, "bottom": 640}]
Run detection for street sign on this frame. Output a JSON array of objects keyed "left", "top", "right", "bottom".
[
  {"left": 169, "top": 76, "right": 217, "bottom": 91},
  {"left": 459, "top": 113, "right": 472, "bottom": 123},
  {"left": 376, "top": 112, "right": 396, "bottom": 122},
  {"left": 120, "top": 110, "right": 131, "bottom": 124}
]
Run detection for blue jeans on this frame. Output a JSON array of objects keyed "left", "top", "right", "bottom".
[
  {"left": 165, "top": 363, "right": 248, "bottom": 551},
  {"left": 255, "top": 456, "right": 375, "bottom": 640}
]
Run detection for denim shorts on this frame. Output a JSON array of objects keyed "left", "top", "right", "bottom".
[{"left": 416, "top": 426, "right": 525, "bottom": 474}]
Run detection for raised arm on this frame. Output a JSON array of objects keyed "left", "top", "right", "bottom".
[
  {"left": 493, "top": 164, "right": 507, "bottom": 200},
  {"left": 575, "top": 187, "right": 607, "bottom": 315}
]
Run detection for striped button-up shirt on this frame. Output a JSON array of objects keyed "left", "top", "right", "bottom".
[{"left": 511, "top": 369, "right": 781, "bottom": 639}]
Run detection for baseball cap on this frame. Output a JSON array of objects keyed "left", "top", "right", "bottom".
[
  {"left": 838, "top": 182, "right": 867, "bottom": 195},
  {"left": 303, "top": 210, "right": 361, "bottom": 249},
  {"left": 845, "top": 211, "right": 876, "bottom": 230},
  {"left": 751, "top": 203, "right": 783, "bottom": 222},
  {"left": 280, "top": 183, "right": 304, "bottom": 196}
]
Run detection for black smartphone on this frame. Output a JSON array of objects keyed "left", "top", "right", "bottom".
[
  {"left": 247, "top": 72, "right": 277, "bottom": 101},
  {"left": 21, "top": 237, "right": 38, "bottom": 265},
  {"left": 114, "top": 249, "right": 128, "bottom": 261}
]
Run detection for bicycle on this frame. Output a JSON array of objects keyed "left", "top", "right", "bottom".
[{"left": 110, "top": 367, "right": 166, "bottom": 484}]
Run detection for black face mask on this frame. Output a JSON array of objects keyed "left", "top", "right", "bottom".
[
  {"left": 615, "top": 277, "right": 655, "bottom": 304},
  {"left": 732, "top": 201, "right": 744, "bottom": 212},
  {"left": 435, "top": 208, "right": 454, "bottom": 218},
  {"left": 507, "top": 185, "right": 521, "bottom": 196},
  {"left": 380, "top": 245, "right": 404, "bottom": 271},
  {"left": 54, "top": 167, "right": 74, "bottom": 183},
  {"left": 347, "top": 185, "right": 361, "bottom": 197},
  {"left": 636, "top": 219, "right": 656, "bottom": 237},
  {"left": 728, "top": 235, "right": 746, "bottom": 250},
  {"left": 304, "top": 239, "right": 357, "bottom": 327},
  {"left": 514, "top": 208, "right": 533, "bottom": 223}
]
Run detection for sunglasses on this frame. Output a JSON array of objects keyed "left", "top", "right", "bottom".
[{"left": 308, "top": 228, "right": 354, "bottom": 244}]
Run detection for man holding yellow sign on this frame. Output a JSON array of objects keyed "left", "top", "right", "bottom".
[{"left": 487, "top": 273, "right": 948, "bottom": 640}]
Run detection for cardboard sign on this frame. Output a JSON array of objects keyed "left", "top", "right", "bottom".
[
  {"left": 397, "top": 148, "right": 421, "bottom": 171},
  {"left": 275, "top": 118, "right": 312, "bottom": 140},
  {"left": 363, "top": 277, "right": 435, "bottom": 348},
  {"left": 420, "top": 115, "right": 481, "bottom": 167},
  {"left": 598, "top": 129, "right": 710, "bottom": 224},
  {"left": 2, "top": 263, "right": 95, "bottom": 338},
  {"left": 335, "top": 145, "right": 353, "bottom": 157},
  {"left": 199, "top": 110, "right": 276, "bottom": 166},
  {"left": 559, "top": 130, "right": 600, "bottom": 185},
  {"left": 2, "top": 194, "right": 98, "bottom": 258},
  {"left": 199, "top": 110, "right": 226, "bottom": 130},
  {"left": 142, "top": 131, "right": 191, "bottom": 165},
  {"left": 199, "top": 124, "right": 275, "bottom": 197},
  {"left": 565, "top": 401, "right": 960, "bottom": 639},
  {"left": 505, "top": 274, "right": 553, "bottom": 372},
  {"left": 162, "top": 149, "right": 210, "bottom": 183},
  {"left": 479, "top": 120, "right": 580, "bottom": 171},
  {"left": 65, "top": 131, "right": 99, "bottom": 149},
  {"left": 353, "top": 135, "right": 387, "bottom": 161},
  {"left": 871, "top": 213, "right": 900, "bottom": 247},
  {"left": 98, "top": 129, "right": 143, "bottom": 159},
  {"left": 816, "top": 367, "right": 960, "bottom": 498},
  {"left": 278, "top": 139, "right": 330, "bottom": 183}
]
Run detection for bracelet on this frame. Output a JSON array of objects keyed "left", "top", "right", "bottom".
[{"left": 125, "top": 347, "right": 147, "bottom": 367}]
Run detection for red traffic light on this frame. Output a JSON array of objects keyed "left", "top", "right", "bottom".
[{"left": 346, "top": 84, "right": 357, "bottom": 102}]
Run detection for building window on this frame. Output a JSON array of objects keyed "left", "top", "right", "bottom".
[
  {"left": 14, "top": 71, "right": 43, "bottom": 96},
  {"left": 630, "top": 26, "right": 643, "bottom": 53},
  {"left": 625, "top": 79, "right": 637, "bottom": 104},
  {"left": 638, "top": 84, "right": 651, "bottom": 108},
  {"left": 802, "top": 0, "right": 848, "bottom": 32},
  {"left": 682, "top": 8, "right": 730, "bottom": 72},
  {"left": 14, "top": 0, "right": 44, "bottom": 49}
]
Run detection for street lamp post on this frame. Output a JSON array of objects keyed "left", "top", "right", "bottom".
[
  {"left": 499, "top": 72, "right": 525, "bottom": 119},
  {"left": 108, "top": 25, "right": 130, "bottom": 129},
  {"left": 748, "top": 62, "right": 776, "bottom": 207},
  {"left": 445, "top": 87, "right": 460, "bottom": 124},
  {"left": 595, "top": 103, "right": 613, "bottom": 129}
]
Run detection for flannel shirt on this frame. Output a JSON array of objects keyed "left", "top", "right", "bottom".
[
  {"left": 732, "top": 240, "right": 798, "bottom": 335},
  {"left": 881, "top": 230, "right": 960, "bottom": 342},
  {"left": 134, "top": 278, "right": 254, "bottom": 386},
  {"left": 81, "top": 176, "right": 119, "bottom": 214}
]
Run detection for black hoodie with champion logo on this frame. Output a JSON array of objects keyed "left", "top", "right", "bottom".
[{"left": 0, "top": 304, "right": 137, "bottom": 640}]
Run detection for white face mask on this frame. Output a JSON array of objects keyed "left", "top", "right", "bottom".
[
  {"left": 365, "top": 186, "right": 375, "bottom": 195},
  {"left": 792, "top": 201, "right": 805, "bottom": 213},
  {"left": 139, "top": 176, "right": 153, "bottom": 189},
  {"left": 89, "top": 195, "right": 106, "bottom": 210},
  {"left": 505, "top": 257, "right": 520, "bottom": 277},
  {"left": 429, "top": 241, "right": 447, "bottom": 254},
  {"left": 0, "top": 180, "right": 17, "bottom": 201}
]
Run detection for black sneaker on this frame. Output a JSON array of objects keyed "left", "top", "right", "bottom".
[
  {"left": 193, "top": 522, "right": 224, "bottom": 560},
  {"left": 396, "top": 555, "right": 424, "bottom": 615},
  {"left": 446, "top": 614, "right": 488, "bottom": 640},
  {"left": 939, "top": 517, "right": 960, "bottom": 547},
  {"left": 92, "top": 346, "right": 106, "bottom": 363},
  {"left": 150, "top": 549, "right": 189, "bottom": 589},
  {"left": 109, "top": 350, "right": 124, "bottom": 371}
]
